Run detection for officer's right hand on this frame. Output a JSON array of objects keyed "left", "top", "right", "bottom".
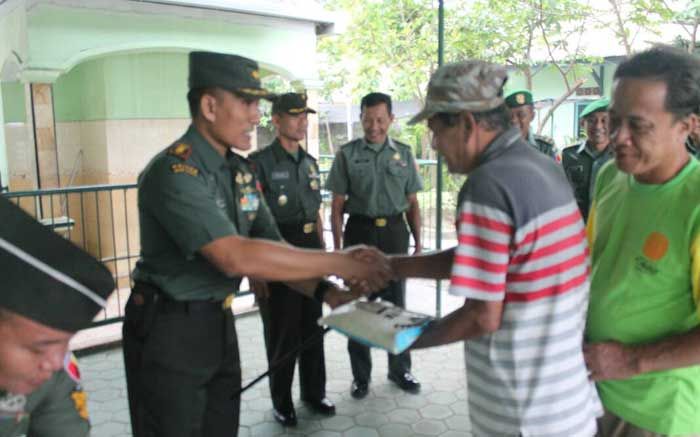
[{"left": 338, "top": 245, "right": 392, "bottom": 294}]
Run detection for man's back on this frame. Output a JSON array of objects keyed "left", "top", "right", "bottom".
[{"left": 452, "top": 128, "right": 601, "bottom": 436}]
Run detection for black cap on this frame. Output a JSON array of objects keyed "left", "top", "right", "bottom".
[
  {"left": 0, "top": 197, "right": 115, "bottom": 332},
  {"left": 188, "top": 51, "right": 275, "bottom": 100},
  {"left": 272, "top": 92, "right": 317, "bottom": 115}
]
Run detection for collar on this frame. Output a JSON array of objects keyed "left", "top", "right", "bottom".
[
  {"left": 361, "top": 137, "right": 397, "bottom": 153},
  {"left": 479, "top": 127, "right": 522, "bottom": 165},
  {"left": 582, "top": 141, "right": 611, "bottom": 159},
  {"left": 184, "top": 125, "right": 229, "bottom": 171},
  {"left": 270, "top": 138, "right": 307, "bottom": 164}
]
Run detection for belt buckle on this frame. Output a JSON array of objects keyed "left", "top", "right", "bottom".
[
  {"left": 222, "top": 294, "right": 234, "bottom": 310},
  {"left": 374, "top": 217, "right": 387, "bottom": 227},
  {"left": 303, "top": 223, "right": 315, "bottom": 234}
]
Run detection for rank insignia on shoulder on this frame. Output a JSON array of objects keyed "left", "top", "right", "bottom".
[
  {"left": 167, "top": 142, "right": 192, "bottom": 160},
  {"left": 71, "top": 390, "right": 89, "bottom": 420},
  {"left": 171, "top": 163, "right": 199, "bottom": 177},
  {"left": 64, "top": 353, "right": 82, "bottom": 384},
  {"left": 0, "top": 392, "right": 27, "bottom": 421}
]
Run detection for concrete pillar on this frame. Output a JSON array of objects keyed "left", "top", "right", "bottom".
[
  {"left": 29, "top": 83, "right": 59, "bottom": 189},
  {"left": 0, "top": 84, "right": 8, "bottom": 191}
]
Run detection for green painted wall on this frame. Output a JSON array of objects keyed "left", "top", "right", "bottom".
[
  {"left": 53, "top": 52, "right": 190, "bottom": 122},
  {"left": 1, "top": 81, "right": 25, "bottom": 123}
]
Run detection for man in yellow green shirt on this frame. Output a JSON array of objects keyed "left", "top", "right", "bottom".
[{"left": 585, "top": 46, "right": 700, "bottom": 437}]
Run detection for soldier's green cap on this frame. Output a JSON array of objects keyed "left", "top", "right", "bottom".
[
  {"left": 408, "top": 60, "right": 508, "bottom": 125},
  {"left": 579, "top": 98, "right": 609, "bottom": 119},
  {"left": 0, "top": 197, "right": 115, "bottom": 333},
  {"left": 188, "top": 51, "right": 275, "bottom": 100},
  {"left": 504, "top": 89, "right": 533, "bottom": 108},
  {"left": 272, "top": 92, "right": 317, "bottom": 115}
]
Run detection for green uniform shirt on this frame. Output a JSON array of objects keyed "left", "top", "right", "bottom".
[
  {"left": 133, "top": 125, "right": 280, "bottom": 301},
  {"left": 249, "top": 139, "right": 322, "bottom": 224},
  {"left": 324, "top": 137, "right": 423, "bottom": 217},
  {"left": 561, "top": 141, "right": 612, "bottom": 221},
  {"left": 586, "top": 159, "right": 700, "bottom": 435},
  {"left": 527, "top": 131, "right": 557, "bottom": 159},
  {"left": 0, "top": 362, "right": 89, "bottom": 437}
]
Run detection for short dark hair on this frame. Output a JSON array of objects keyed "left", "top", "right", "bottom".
[
  {"left": 360, "top": 92, "right": 392, "bottom": 115},
  {"left": 614, "top": 45, "right": 700, "bottom": 119},
  {"left": 187, "top": 88, "right": 207, "bottom": 118},
  {"left": 434, "top": 104, "right": 511, "bottom": 132}
]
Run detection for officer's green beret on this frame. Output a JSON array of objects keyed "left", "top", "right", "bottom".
[
  {"left": 579, "top": 98, "right": 609, "bottom": 119},
  {"left": 504, "top": 89, "right": 533, "bottom": 108},
  {"left": 272, "top": 92, "right": 317, "bottom": 115},
  {"left": 0, "top": 197, "right": 115, "bottom": 332},
  {"left": 189, "top": 51, "right": 275, "bottom": 100}
]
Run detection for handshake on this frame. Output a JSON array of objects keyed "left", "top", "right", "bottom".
[{"left": 324, "top": 245, "right": 396, "bottom": 308}]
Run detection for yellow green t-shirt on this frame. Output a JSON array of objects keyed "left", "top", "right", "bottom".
[{"left": 586, "top": 158, "right": 700, "bottom": 436}]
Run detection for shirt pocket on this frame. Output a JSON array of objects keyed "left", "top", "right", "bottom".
[{"left": 348, "top": 162, "right": 374, "bottom": 193}]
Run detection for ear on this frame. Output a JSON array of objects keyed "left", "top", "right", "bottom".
[
  {"left": 678, "top": 113, "right": 696, "bottom": 138},
  {"left": 199, "top": 92, "right": 218, "bottom": 123},
  {"left": 271, "top": 113, "right": 281, "bottom": 129}
]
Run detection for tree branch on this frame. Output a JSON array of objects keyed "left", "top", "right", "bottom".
[{"left": 536, "top": 78, "right": 586, "bottom": 134}]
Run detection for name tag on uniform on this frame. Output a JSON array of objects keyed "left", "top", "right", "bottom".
[
  {"left": 271, "top": 170, "right": 290, "bottom": 180},
  {"left": 240, "top": 193, "right": 260, "bottom": 212}
]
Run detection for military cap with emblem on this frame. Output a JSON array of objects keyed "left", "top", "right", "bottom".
[
  {"left": 408, "top": 60, "right": 508, "bottom": 125},
  {"left": 579, "top": 97, "right": 609, "bottom": 119},
  {"left": 0, "top": 197, "right": 115, "bottom": 332},
  {"left": 504, "top": 89, "right": 533, "bottom": 108},
  {"left": 272, "top": 92, "right": 317, "bottom": 115},
  {"left": 188, "top": 51, "right": 275, "bottom": 100}
]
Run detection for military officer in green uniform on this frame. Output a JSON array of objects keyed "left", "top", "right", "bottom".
[
  {"left": 561, "top": 98, "right": 612, "bottom": 221},
  {"left": 325, "top": 92, "right": 423, "bottom": 400},
  {"left": 122, "top": 52, "right": 391, "bottom": 437},
  {"left": 0, "top": 196, "right": 116, "bottom": 437},
  {"left": 249, "top": 93, "right": 335, "bottom": 426},
  {"left": 505, "top": 89, "right": 557, "bottom": 159}
]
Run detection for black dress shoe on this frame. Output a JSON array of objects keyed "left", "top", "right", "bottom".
[
  {"left": 272, "top": 408, "right": 297, "bottom": 427},
  {"left": 350, "top": 381, "right": 369, "bottom": 399},
  {"left": 388, "top": 372, "right": 421, "bottom": 394},
  {"left": 302, "top": 397, "right": 336, "bottom": 416}
]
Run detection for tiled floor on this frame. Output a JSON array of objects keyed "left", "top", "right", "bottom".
[{"left": 79, "top": 279, "right": 473, "bottom": 437}]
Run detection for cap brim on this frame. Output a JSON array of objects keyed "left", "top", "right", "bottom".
[
  {"left": 407, "top": 108, "right": 435, "bottom": 125},
  {"left": 234, "top": 88, "right": 277, "bottom": 101}
]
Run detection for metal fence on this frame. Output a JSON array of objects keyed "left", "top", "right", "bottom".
[{"left": 3, "top": 159, "right": 453, "bottom": 327}]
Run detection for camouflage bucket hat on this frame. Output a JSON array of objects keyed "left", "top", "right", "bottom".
[{"left": 408, "top": 61, "right": 508, "bottom": 125}]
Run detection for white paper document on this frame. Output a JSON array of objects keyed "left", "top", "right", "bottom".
[{"left": 319, "top": 300, "right": 434, "bottom": 354}]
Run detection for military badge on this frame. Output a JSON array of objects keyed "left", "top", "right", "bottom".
[
  {"left": 310, "top": 180, "right": 319, "bottom": 190},
  {"left": 235, "top": 173, "right": 244, "bottom": 185},
  {"left": 251, "top": 69, "right": 260, "bottom": 80},
  {"left": 240, "top": 193, "right": 260, "bottom": 212},
  {"left": 516, "top": 93, "right": 526, "bottom": 105},
  {"left": 243, "top": 173, "right": 253, "bottom": 184},
  {"left": 64, "top": 353, "right": 82, "bottom": 384},
  {"left": 393, "top": 153, "right": 401, "bottom": 161},
  {"left": 71, "top": 390, "right": 89, "bottom": 420},
  {"left": 247, "top": 213, "right": 257, "bottom": 222},
  {"left": 278, "top": 194, "right": 288, "bottom": 206},
  {"left": 171, "top": 163, "right": 199, "bottom": 176},
  {"left": 167, "top": 143, "right": 192, "bottom": 160}
]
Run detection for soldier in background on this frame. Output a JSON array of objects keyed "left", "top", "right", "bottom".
[
  {"left": 249, "top": 92, "right": 335, "bottom": 427},
  {"left": 561, "top": 98, "right": 612, "bottom": 221},
  {"left": 0, "top": 196, "right": 115, "bottom": 437},
  {"left": 505, "top": 89, "right": 557, "bottom": 159}
]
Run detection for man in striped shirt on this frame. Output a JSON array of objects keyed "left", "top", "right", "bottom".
[{"left": 393, "top": 60, "right": 601, "bottom": 436}]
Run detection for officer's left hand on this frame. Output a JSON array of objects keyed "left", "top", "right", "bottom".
[
  {"left": 323, "top": 285, "right": 356, "bottom": 309},
  {"left": 250, "top": 279, "right": 270, "bottom": 300},
  {"left": 583, "top": 341, "right": 641, "bottom": 381}
]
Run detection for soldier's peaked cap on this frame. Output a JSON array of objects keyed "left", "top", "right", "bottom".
[{"left": 0, "top": 197, "right": 115, "bottom": 332}]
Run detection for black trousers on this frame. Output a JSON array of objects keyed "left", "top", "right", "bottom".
[
  {"left": 343, "top": 214, "right": 411, "bottom": 384},
  {"left": 258, "top": 224, "right": 326, "bottom": 413},
  {"left": 123, "top": 286, "right": 241, "bottom": 437}
]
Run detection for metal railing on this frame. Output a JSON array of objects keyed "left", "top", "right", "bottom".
[{"left": 3, "top": 159, "right": 454, "bottom": 327}]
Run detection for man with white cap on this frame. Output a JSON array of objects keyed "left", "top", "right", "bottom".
[
  {"left": 390, "top": 60, "right": 601, "bottom": 436},
  {"left": 0, "top": 196, "right": 116, "bottom": 436}
]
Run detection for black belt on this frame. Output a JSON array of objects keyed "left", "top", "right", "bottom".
[
  {"left": 276, "top": 220, "right": 317, "bottom": 235},
  {"left": 131, "top": 282, "right": 233, "bottom": 314},
  {"left": 348, "top": 214, "right": 403, "bottom": 227}
]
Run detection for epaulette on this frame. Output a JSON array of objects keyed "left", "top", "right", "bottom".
[
  {"left": 167, "top": 142, "right": 192, "bottom": 161},
  {"left": 534, "top": 134, "right": 555, "bottom": 146}
]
